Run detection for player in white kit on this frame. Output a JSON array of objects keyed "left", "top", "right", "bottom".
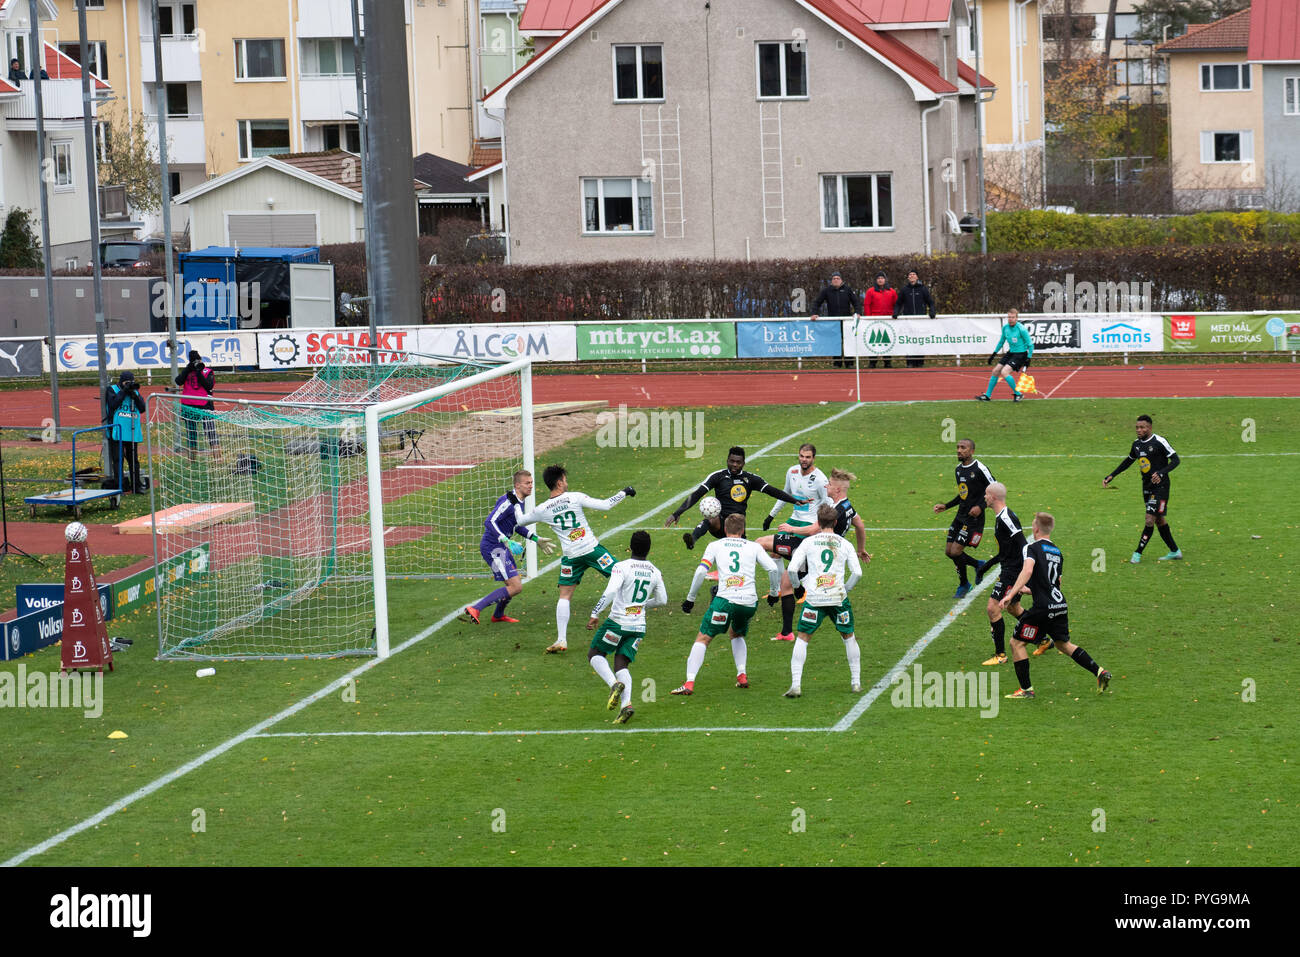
[
  {"left": 784, "top": 505, "right": 865, "bottom": 697},
  {"left": 516, "top": 463, "right": 635, "bottom": 654},
  {"left": 586, "top": 530, "right": 667, "bottom": 724},
  {"left": 671, "top": 513, "right": 781, "bottom": 696},
  {"left": 758, "top": 443, "right": 831, "bottom": 642}
]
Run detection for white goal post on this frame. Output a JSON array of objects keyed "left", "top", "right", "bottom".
[{"left": 366, "top": 356, "right": 535, "bottom": 658}]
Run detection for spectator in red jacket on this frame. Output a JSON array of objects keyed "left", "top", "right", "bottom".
[{"left": 861, "top": 272, "right": 898, "bottom": 369}]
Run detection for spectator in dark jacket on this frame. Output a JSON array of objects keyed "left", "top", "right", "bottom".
[
  {"left": 8, "top": 59, "right": 23, "bottom": 85},
  {"left": 810, "top": 270, "right": 860, "bottom": 368},
  {"left": 893, "top": 269, "right": 936, "bottom": 368},
  {"left": 861, "top": 272, "right": 898, "bottom": 369}
]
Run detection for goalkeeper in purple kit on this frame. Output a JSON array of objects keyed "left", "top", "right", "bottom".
[{"left": 461, "top": 470, "right": 556, "bottom": 625}]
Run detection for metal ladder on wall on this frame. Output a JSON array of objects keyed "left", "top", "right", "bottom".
[
  {"left": 640, "top": 105, "right": 685, "bottom": 238},
  {"left": 759, "top": 102, "right": 785, "bottom": 238}
]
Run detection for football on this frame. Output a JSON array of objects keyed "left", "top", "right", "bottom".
[
  {"left": 699, "top": 496, "right": 722, "bottom": 520},
  {"left": 65, "top": 521, "right": 88, "bottom": 543}
]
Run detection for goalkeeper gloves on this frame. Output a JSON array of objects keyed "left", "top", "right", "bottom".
[
  {"left": 766, "top": 594, "right": 780, "bottom": 607},
  {"left": 507, "top": 540, "right": 524, "bottom": 557},
  {"left": 681, "top": 599, "right": 694, "bottom": 613},
  {"left": 538, "top": 538, "right": 556, "bottom": 555},
  {"left": 986, "top": 353, "right": 998, "bottom": 365},
  {"left": 793, "top": 585, "right": 805, "bottom": 601},
  {"left": 762, "top": 515, "right": 773, "bottom": 531},
  {"left": 622, "top": 486, "right": 636, "bottom": 497}
]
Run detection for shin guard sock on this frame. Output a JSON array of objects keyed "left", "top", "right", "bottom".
[
  {"left": 781, "top": 594, "right": 796, "bottom": 634},
  {"left": 790, "top": 639, "right": 807, "bottom": 687},
  {"left": 685, "top": 642, "right": 707, "bottom": 682},
  {"left": 1014, "top": 657, "right": 1032, "bottom": 690},
  {"left": 1136, "top": 527, "right": 1154, "bottom": 554},
  {"left": 589, "top": 655, "right": 615, "bottom": 686},
  {"left": 1070, "top": 646, "right": 1101, "bottom": 676},
  {"left": 1157, "top": 525, "right": 1179, "bottom": 551},
  {"left": 614, "top": 668, "right": 633, "bottom": 707},
  {"left": 473, "top": 586, "right": 510, "bottom": 612},
  {"left": 991, "top": 617, "right": 1006, "bottom": 655},
  {"left": 555, "top": 598, "right": 570, "bottom": 645},
  {"left": 843, "top": 636, "right": 861, "bottom": 685}
]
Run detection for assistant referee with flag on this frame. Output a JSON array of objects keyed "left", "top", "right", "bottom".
[{"left": 977, "top": 308, "right": 1034, "bottom": 402}]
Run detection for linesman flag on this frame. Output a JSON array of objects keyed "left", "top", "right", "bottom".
[{"left": 1016, "top": 372, "right": 1037, "bottom": 395}]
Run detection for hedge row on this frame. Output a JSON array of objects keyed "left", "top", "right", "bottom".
[
  {"left": 317, "top": 243, "right": 1300, "bottom": 323},
  {"left": 984, "top": 210, "right": 1300, "bottom": 252}
]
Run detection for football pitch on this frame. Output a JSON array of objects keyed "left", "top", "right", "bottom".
[{"left": 3, "top": 395, "right": 1296, "bottom": 866}]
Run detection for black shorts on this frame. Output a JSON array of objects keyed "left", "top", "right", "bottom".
[
  {"left": 1143, "top": 488, "right": 1170, "bottom": 516},
  {"left": 946, "top": 512, "right": 985, "bottom": 547},
  {"left": 1014, "top": 607, "right": 1070, "bottom": 645},
  {"left": 772, "top": 532, "right": 802, "bottom": 559},
  {"left": 990, "top": 573, "right": 1022, "bottom": 604},
  {"left": 1000, "top": 351, "right": 1031, "bottom": 372}
]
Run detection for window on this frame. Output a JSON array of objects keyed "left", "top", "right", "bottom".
[
  {"left": 165, "top": 82, "right": 190, "bottom": 117},
  {"left": 613, "top": 44, "right": 663, "bottom": 101},
  {"left": 1042, "top": 14, "right": 1099, "bottom": 41},
  {"left": 321, "top": 122, "right": 361, "bottom": 153},
  {"left": 51, "top": 141, "right": 74, "bottom": 189},
  {"left": 169, "top": 171, "right": 182, "bottom": 197},
  {"left": 1200, "top": 130, "right": 1254, "bottom": 163},
  {"left": 300, "top": 37, "right": 356, "bottom": 77},
  {"left": 1115, "top": 59, "right": 1146, "bottom": 85},
  {"left": 235, "top": 39, "right": 286, "bottom": 80},
  {"left": 821, "top": 173, "right": 892, "bottom": 230},
  {"left": 1285, "top": 77, "right": 1299, "bottom": 116},
  {"left": 85, "top": 0, "right": 105, "bottom": 8},
  {"left": 582, "top": 177, "right": 654, "bottom": 233},
  {"left": 757, "top": 42, "right": 807, "bottom": 98},
  {"left": 238, "top": 119, "right": 290, "bottom": 160},
  {"left": 57, "top": 40, "right": 108, "bottom": 81},
  {"left": 157, "top": 2, "right": 197, "bottom": 38},
  {"left": 1200, "top": 63, "right": 1250, "bottom": 91},
  {"left": 1113, "top": 13, "right": 1140, "bottom": 39}
]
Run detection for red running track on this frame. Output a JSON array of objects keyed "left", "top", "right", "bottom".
[{"left": 6, "top": 362, "right": 1298, "bottom": 427}]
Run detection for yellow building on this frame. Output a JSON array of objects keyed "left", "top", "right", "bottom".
[
  {"left": 37, "top": 0, "right": 474, "bottom": 235},
  {"left": 971, "top": 0, "right": 1045, "bottom": 207}
]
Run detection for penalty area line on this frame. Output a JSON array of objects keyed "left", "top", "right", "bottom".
[
  {"left": 253, "top": 726, "right": 828, "bottom": 738},
  {"left": 3, "top": 400, "right": 867, "bottom": 868},
  {"left": 831, "top": 574, "right": 995, "bottom": 733}
]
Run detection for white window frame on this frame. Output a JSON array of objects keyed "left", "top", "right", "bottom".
[
  {"left": 93, "top": 119, "right": 111, "bottom": 164},
  {"left": 756, "top": 41, "right": 808, "bottom": 100},
  {"left": 1200, "top": 62, "right": 1251, "bottom": 92},
  {"left": 57, "top": 40, "right": 107, "bottom": 81},
  {"left": 1285, "top": 76, "right": 1300, "bottom": 116},
  {"left": 1199, "top": 129, "right": 1254, "bottom": 164},
  {"left": 85, "top": 0, "right": 105, "bottom": 8},
  {"left": 237, "top": 119, "right": 291, "bottom": 161},
  {"left": 820, "top": 172, "right": 893, "bottom": 232},
  {"left": 234, "top": 38, "right": 287, "bottom": 81},
  {"left": 50, "top": 140, "right": 74, "bottom": 190},
  {"left": 300, "top": 37, "right": 356, "bottom": 77},
  {"left": 157, "top": 2, "right": 197, "bottom": 39},
  {"left": 611, "top": 44, "right": 664, "bottom": 102},
  {"left": 581, "top": 177, "right": 654, "bottom": 235}
]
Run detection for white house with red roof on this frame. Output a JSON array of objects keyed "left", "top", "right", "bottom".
[
  {"left": 480, "top": 0, "right": 994, "bottom": 264},
  {"left": 0, "top": 0, "right": 117, "bottom": 266}
]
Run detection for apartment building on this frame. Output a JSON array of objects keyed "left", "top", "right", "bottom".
[
  {"left": 974, "top": 0, "right": 1044, "bottom": 207},
  {"left": 1041, "top": 0, "right": 1167, "bottom": 103},
  {"left": 37, "top": 0, "right": 477, "bottom": 236}
]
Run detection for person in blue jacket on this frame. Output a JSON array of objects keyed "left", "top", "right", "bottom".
[
  {"left": 104, "top": 371, "right": 146, "bottom": 492},
  {"left": 977, "top": 309, "right": 1034, "bottom": 402}
]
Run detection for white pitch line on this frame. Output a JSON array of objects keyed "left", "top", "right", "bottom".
[
  {"left": 620, "top": 525, "right": 947, "bottom": 533},
  {"left": 762, "top": 452, "right": 1300, "bottom": 459},
  {"left": 1045, "top": 365, "right": 1084, "bottom": 399},
  {"left": 3, "top": 401, "right": 868, "bottom": 868},
  {"left": 831, "top": 574, "right": 995, "bottom": 732},
  {"left": 254, "top": 726, "right": 828, "bottom": 738}
]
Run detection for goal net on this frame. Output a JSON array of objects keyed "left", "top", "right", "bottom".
[{"left": 147, "top": 350, "right": 534, "bottom": 660}]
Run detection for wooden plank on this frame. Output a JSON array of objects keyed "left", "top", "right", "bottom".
[
  {"left": 114, "top": 502, "right": 255, "bottom": 535},
  {"left": 470, "top": 400, "right": 608, "bottom": 419}
]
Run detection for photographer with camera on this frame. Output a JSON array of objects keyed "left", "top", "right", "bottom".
[
  {"left": 176, "top": 349, "right": 218, "bottom": 459},
  {"left": 104, "top": 371, "right": 146, "bottom": 493}
]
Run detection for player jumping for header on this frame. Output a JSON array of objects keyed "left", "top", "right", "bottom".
[
  {"left": 664, "top": 446, "right": 805, "bottom": 549},
  {"left": 784, "top": 504, "right": 866, "bottom": 696},
  {"left": 999, "top": 511, "right": 1112, "bottom": 699},
  {"left": 671, "top": 513, "right": 781, "bottom": 695},
  {"left": 758, "top": 443, "right": 832, "bottom": 642},
  {"left": 516, "top": 464, "right": 635, "bottom": 654},
  {"left": 933, "top": 438, "right": 995, "bottom": 598},
  {"left": 1103, "top": 414, "right": 1182, "bottom": 564},
  {"left": 585, "top": 530, "right": 668, "bottom": 725},
  {"left": 462, "top": 470, "right": 557, "bottom": 625}
]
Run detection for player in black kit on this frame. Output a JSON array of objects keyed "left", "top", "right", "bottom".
[
  {"left": 998, "top": 511, "right": 1112, "bottom": 699},
  {"left": 1103, "top": 414, "right": 1182, "bottom": 563},
  {"left": 933, "top": 438, "right": 995, "bottom": 598},
  {"left": 975, "top": 482, "right": 1026, "bottom": 666},
  {"left": 665, "top": 446, "right": 804, "bottom": 549}
]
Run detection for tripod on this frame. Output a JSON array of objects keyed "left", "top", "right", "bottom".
[{"left": 0, "top": 434, "right": 41, "bottom": 565}]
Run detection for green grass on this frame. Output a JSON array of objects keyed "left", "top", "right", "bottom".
[{"left": 2, "top": 397, "right": 1296, "bottom": 866}]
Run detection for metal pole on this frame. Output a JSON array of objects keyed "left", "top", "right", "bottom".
[
  {"left": 350, "top": 0, "right": 378, "bottom": 344},
  {"left": 151, "top": 0, "right": 178, "bottom": 377},
  {"left": 362, "top": 0, "right": 420, "bottom": 327},
  {"left": 28, "top": 0, "right": 59, "bottom": 430},
  {"left": 74, "top": 0, "right": 109, "bottom": 481}
]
